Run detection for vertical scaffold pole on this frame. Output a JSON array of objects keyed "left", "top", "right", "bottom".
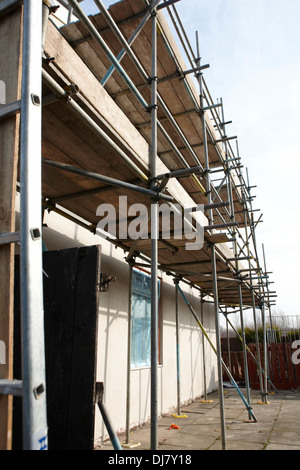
[
  {"left": 245, "top": 170, "right": 270, "bottom": 402},
  {"left": 260, "top": 245, "right": 269, "bottom": 402},
  {"left": 20, "top": 0, "right": 48, "bottom": 449},
  {"left": 174, "top": 279, "right": 181, "bottom": 415},
  {"left": 261, "top": 301, "right": 269, "bottom": 402},
  {"left": 242, "top": 198, "right": 264, "bottom": 400},
  {"left": 262, "top": 243, "right": 276, "bottom": 385},
  {"left": 225, "top": 312, "right": 232, "bottom": 375},
  {"left": 220, "top": 99, "right": 252, "bottom": 420},
  {"left": 195, "top": 31, "right": 226, "bottom": 450},
  {"left": 125, "top": 262, "right": 133, "bottom": 445},
  {"left": 237, "top": 284, "right": 252, "bottom": 420},
  {"left": 150, "top": 7, "right": 159, "bottom": 451},
  {"left": 200, "top": 296, "right": 207, "bottom": 402},
  {"left": 262, "top": 243, "right": 275, "bottom": 341}
]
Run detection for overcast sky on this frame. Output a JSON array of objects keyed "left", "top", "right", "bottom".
[{"left": 80, "top": 0, "right": 300, "bottom": 322}]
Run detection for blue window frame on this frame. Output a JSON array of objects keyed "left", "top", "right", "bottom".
[{"left": 131, "top": 269, "right": 161, "bottom": 369}]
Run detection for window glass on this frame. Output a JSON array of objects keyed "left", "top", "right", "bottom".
[{"left": 131, "top": 269, "right": 161, "bottom": 368}]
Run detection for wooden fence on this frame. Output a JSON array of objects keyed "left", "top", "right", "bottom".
[
  {"left": 222, "top": 342, "right": 300, "bottom": 390},
  {"left": 222, "top": 350, "right": 245, "bottom": 383}
]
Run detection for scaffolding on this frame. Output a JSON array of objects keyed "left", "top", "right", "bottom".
[{"left": 0, "top": 0, "right": 277, "bottom": 450}]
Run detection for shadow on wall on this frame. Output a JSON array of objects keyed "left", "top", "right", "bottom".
[
  {"left": 42, "top": 225, "right": 86, "bottom": 251},
  {"left": 207, "top": 365, "right": 217, "bottom": 394}
]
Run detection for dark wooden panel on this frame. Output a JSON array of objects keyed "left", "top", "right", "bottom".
[
  {"left": 13, "top": 245, "right": 101, "bottom": 450},
  {"left": 66, "top": 246, "right": 101, "bottom": 449},
  {"left": 45, "top": 248, "right": 78, "bottom": 449}
]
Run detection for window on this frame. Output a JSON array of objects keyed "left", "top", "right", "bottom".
[{"left": 131, "top": 269, "right": 161, "bottom": 369}]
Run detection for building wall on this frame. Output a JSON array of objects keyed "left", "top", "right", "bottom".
[{"left": 17, "top": 201, "right": 218, "bottom": 443}]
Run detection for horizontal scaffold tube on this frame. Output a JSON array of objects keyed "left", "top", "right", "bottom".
[
  {"left": 175, "top": 282, "right": 258, "bottom": 422},
  {"left": 157, "top": 165, "right": 204, "bottom": 180},
  {"left": 42, "top": 158, "right": 174, "bottom": 202}
]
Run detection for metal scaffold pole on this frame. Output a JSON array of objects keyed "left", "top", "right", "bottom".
[
  {"left": 150, "top": 6, "right": 159, "bottom": 451},
  {"left": 242, "top": 197, "right": 264, "bottom": 400},
  {"left": 99, "top": 0, "right": 163, "bottom": 86},
  {"left": 237, "top": 283, "right": 252, "bottom": 418},
  {"left": 262, "top": 243, "right": 275, "bottom": 340},
  {"left": 261, "top": 301, "right": 269, "bottom": 402},
  {"left": 20, "top": 0, "right": 48, "bottom": 449},
  {"left": 200, "top": 296, "right": 208, "bottom": 402},
  {"left": 245, "top": 170, "right": 271, "bottom": 403},
  {"left": 220, "top": 307, "right": 278, "bottom": 395},
  {"left": 225, "top": 312, "right": 232, "bottom": 375},
  {"left": 125, "top": 262, "right": 133, "bottom": 446},
  {"left": 175, "top": 283, "right": 257, "bottom": 423},
  {"left": 195, "top": 31, "right": 227, "bottom": 450},
  {"left": 174, "top": 278, "right": 181, "bottom": 416},
  {"left": 220, "top": 99, "right": 253, "bottom": 421}
]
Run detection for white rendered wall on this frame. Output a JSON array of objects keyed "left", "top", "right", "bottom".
[{"left": 19, "top": 204, "right": 218, "bottom": 444}]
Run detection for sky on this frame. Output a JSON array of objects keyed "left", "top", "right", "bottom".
[{"left": 79, "top": 0, "right": 300, "bottom": 321}]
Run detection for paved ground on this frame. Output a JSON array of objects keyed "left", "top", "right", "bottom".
[{"left": 97, "top": 386, "right": 300, "bottom": 451}]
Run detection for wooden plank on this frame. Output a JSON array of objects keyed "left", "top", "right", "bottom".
[
  {"left": 222, "top": 352, "right": 228, "bottom": 381},
  {"left": 0, "top": 4, "right": 23, "bottom": 450},
  {"left": 67, "top": 245, "right": 101, "bottom": 450},
  {"left": 240, "top": 351, "right": 245, "bottom": 382},
  {"left": 230, "top": 352, "right": 239, "bottom": 381},
  {"left": 285, "top": 342, "right": 296, "bottom": 387},
  {"left": 12, "top": 255, "right": 21, "bottom": 449},
  {"left": 44, "top": 20, "right": 150, "bottom": 175},
  {"left": 278, "top": 343, "right": 288, "bottom": 385},
  {"left": 61, "top": 2, "right": 221, "bottom": 170},
  {"left": 42, "top": 106, "right": 136, "bottom": 181},
  {"left": 270, "top": 342, "right": 279, "bottom": 385},
  {"left": 247, "top": 344, "right": 258, "bottom": 388}
]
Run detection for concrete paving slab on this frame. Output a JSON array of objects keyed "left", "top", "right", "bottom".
[
  {"left": 268, "top": 430, "right": 300, "bottom": 446},
  {"left": 158, "top": 435, "right": 217, "bottom": 451},
  {"left": 273, "top": 421, "right": 300, "bottom": 432},
  {"left": 209, "top": 438, "right": 265, "bottom": 451},
  {"left": 96, "top": 387, "right": 300, "bottom": 451},
  {"left": 266, "top": 443, "right": 300, "bottom": 450},
  {"left": 223, "top": 427, "right": 270, "bottom": 445},
  {"left": 178, "top": 423, "right": 221, "bottom": 438}
]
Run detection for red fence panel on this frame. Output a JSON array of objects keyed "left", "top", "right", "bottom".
[
  {"left": 222, "top": 351, "right": 244, "bottom": 382},
  {"left": 223, "top": 342, "right": 300, "bottom": 390}
]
